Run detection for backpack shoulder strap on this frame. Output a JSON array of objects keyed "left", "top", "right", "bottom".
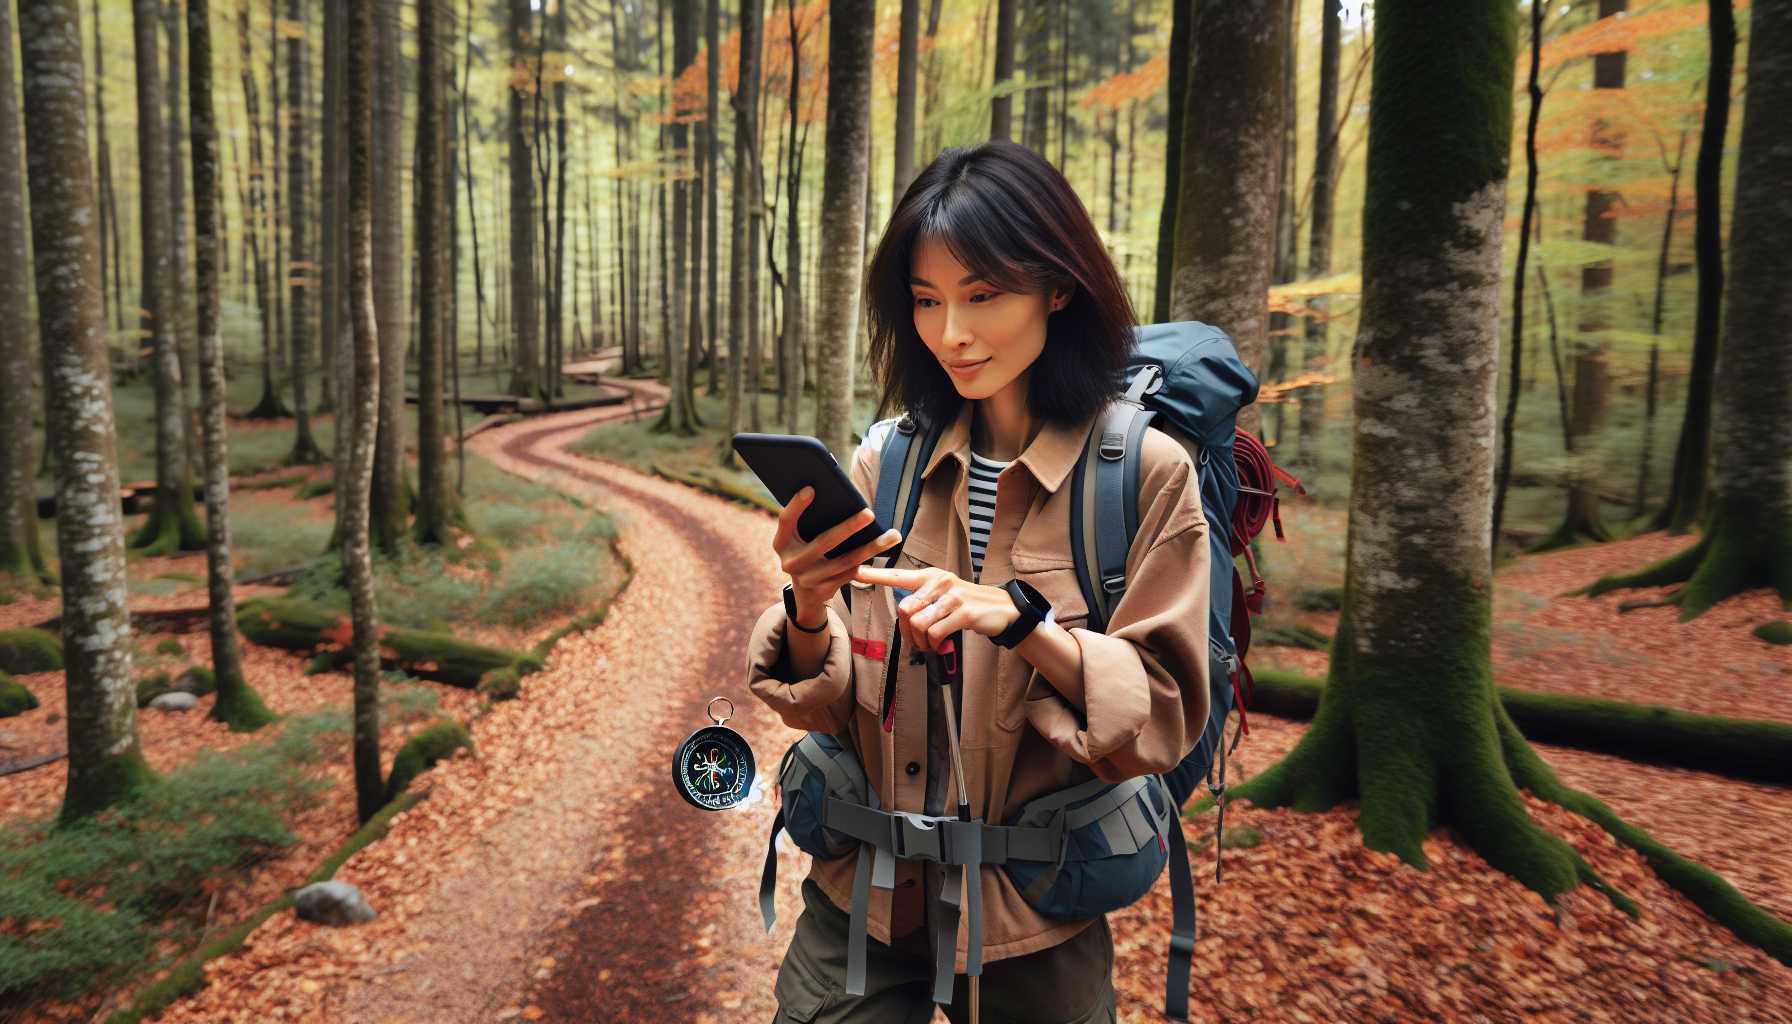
[
  {"left": 1071, "top": 370, "right": 1159, "bottom": 632},
  {"left": 872, "top": 413, "right": 940, "bottom": 569}
]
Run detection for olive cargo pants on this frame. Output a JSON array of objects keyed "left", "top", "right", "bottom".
[{"left": 772, "top": 879, "right": 1118, "bottom": 1024}]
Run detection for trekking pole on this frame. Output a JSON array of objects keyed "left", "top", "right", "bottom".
[{"left": 921, "top": 632, "right": 978, "bottom": 1024}]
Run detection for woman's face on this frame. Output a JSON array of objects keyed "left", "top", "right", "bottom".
[{"left": 908, "top": 236, "right": 1068, "bottom": 402}]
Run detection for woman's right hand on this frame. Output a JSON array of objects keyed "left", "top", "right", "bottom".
[{"left": 775, "top": 487, "right": 902, "bottom": 628}]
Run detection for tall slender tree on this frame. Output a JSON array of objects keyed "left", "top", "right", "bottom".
[
  {"left": 815, "top": 0, "right": 876, "bottom": 458},
  {"left": 284, "top": 0, "right": 325, "bottom": 464},
  {"left": 778, "top": 0, "right": 808, "bottom": 434},
  {"left": 18, "top": 0, "right": 153, "bottom": 822},
  {"left": 892, "top": 0, "right": 920, "bottom": 206},
  {"left": 188, "top": 0, "right": 275, "bottom": 731},
  {"left": 1, "top": 0, "right": 49, "bottom": 586},
  {"left": 342, "top": 0, "right": 385, "bottom": 824},
  {"left": 93, "top": 0, "right": 122, "bottom": 334},
  {"left": 705, "top": 0, "right": 721, "bottom": 394},
  {"left": 416, "top": 0, "right": 456, "bottom": 544},
  {"left": 1153, "top": 0, "right": 1189, "bottom": 323},
  {"left": 1297, "top": 0, "right": 1341, "bottom": 464},
  {"left": 990, "top": 0, "right": 1017, "bottom": 139},
  {"left": 131, "top": 0, "right": 208, "bottom": 554},
  {"left": 1168, "top": 0, "right": 1286, "bottom": 435},
  {"left": 164, "top": 0, "right": 199, "bottom": 451},
  {"left": 657, "top": 0, "right": 698, "bottom": 433},
  {"left": 726, "top": 0, "right": 766, "bottom": 450},
  {"left": 371, "top": 0, "right": 407, "bottom": 551},
  {"left": 1650, "top": 0, "right": 1735, "bottom": 535},
  {"left": 240, "top": 0, "right": 287, "bottom": 420},
  {"left": 507, "top": 0, "right": 541, "bottom": 399}
]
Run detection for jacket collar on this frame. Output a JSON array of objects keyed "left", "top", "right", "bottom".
[{"left": 920, "top": 400, "right": 1094, "bottom": 495}]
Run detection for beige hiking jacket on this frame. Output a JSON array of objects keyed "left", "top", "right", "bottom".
[{"left": 744, "top": 399, "right": 1213, "bottom": 968}]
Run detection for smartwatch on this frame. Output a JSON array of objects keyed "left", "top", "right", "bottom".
[
  {"left": 992, "top": 578, "right": 1053, "bottom": 649},
  {"left": 783, "top": 583, "right": 829, "bottom": 634}
]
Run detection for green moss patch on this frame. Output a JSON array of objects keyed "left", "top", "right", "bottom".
[
  {"left": 238, "top": 598, "right": 534, "bottom": 687},
  {"left": 384, "top": 718, "right": 473, "bottom": 802},
  {"left": 0, "top": 672, "right": 39, "bottom": 717},
  {"left": 1248, "top": 669, "right": 1792, "bottom": 784},
  {"left": 0, "top": 628, "right": 63, "bottom": 674},
  {"left": 1752, "top": 621, "right": 1792, "bottom": 645}
]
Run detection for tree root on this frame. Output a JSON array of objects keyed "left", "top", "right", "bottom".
[{"left": 1498, "top": 706, "right": 1792, "bottom": 965}]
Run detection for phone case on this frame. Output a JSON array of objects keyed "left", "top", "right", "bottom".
[{"left": 731, "top": 433, "right": 889, "bottom": 562}]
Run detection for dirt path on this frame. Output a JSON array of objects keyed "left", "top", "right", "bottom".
[{"left": 308, "top": 383, "right": 806, "bottom": 1023}]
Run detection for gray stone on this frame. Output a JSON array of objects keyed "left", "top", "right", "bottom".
[
  {"left": 147, "top": 691, "right": 198, "bottom": 712},
  {"left": 292, "top": 880, "right": 378, "bottom": 926}
]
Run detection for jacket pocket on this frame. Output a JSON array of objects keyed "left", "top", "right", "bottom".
[{"left": 998, "top": 552, "right": 1090, "bottom": 733}]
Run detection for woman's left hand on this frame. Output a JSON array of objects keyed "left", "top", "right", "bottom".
[{"left": 853, "top": 565, "right": 1020, "bottom": 654}]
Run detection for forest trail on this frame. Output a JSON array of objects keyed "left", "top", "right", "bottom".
[{"left": 313, "top": 379, "right": 807, "bottom": 1023}]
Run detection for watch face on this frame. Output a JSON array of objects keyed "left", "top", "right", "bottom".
[{"left": 672, "top": 726, "right": 757, "bottom": 810}]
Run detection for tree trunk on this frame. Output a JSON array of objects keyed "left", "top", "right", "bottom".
[
  {"left": 342, "top": 0, "right": 385, "bottom": 825},
  {"left": 657, "top": 0, "right": 697, "bottom": 434},
  {"left": 705, "top": 0, "right": 721, "bottom": 396},
  {"left": 779, "top": 0, "right": 806, "bottom": 435},
  {"left": 284, "top": 0, "right": 324, "bottom": 465},
  {"left": 1232, "top": 0, "right": 1618, "bottom": 906},
  {"left": 815, "top": 0, "right": 875, "bottom": 459},
  {"left": 727, "top": 0, "right": 765, "bottom": 447},
  {"left": 991, "top": 0, "right": 1017, "bottom": 140},
  {"left": 507, "top": 0, "right": 540, "bottom": 399},
  {"left": 1264, "top": 0, "right": 1297, "bottom": 447},
  {"left": 0, "top": 0, "right": 48, "bottom": 584},
  {"left": 1635, "top": 128, "right": 1688, "bottom": 517},
  {"left": 415, "top": 0, "right": 454, "bottom": 545},
  {"left": 240, "top": 0, "right": 287, "bottom": 420},
  {"left": 893, "top": 0, "right": 920, "bottom": 207},
  {"left": 18, "top": 0, "right": 153, "bottom": 823},
  {"left": 1297, "top": 0, "right": 1340, "bottom": 466},
  {"left": 463, "top": 0, "right": 488, "bottom": 377},
  {"left": 1652, "top": 0, "right": 1734, "bottom": 535},
  {"left": 1019, "top": 0, "right": 1049, "bottom": 153},
  {"left": 1585, "top": 0, "right": 1792, "bottom": 621},
  {"left": 551, "top": 0, "right": 571, "bottom": 398},
  {"left": 1540, "top": 0, "right": 1628, "bottom": 550},
  {"left": 370, "top": 0, "right": 407, "bottom": 552},
  {"left": 132, "top": 0, "right": 208, "bottom": 554},
  {"left": 92, "top": 0, "right": 122, "bottom": 336},
  {"left": 1153, "top": 0, "right": 1189, "bottom": 323},
  {"left": 920, "top": 0, "right": 944, "bottom": 160},
  {"left": 188, "top": 0, "right": 275, "bottom": 732},
  {"left": 1168, "top": 0, "right": 1285, "bottom": 437},
  {"left": 165, "top": 0, "right": 200, "bottom": 467}
]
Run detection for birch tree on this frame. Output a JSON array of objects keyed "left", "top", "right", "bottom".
[{"left": 18, "top": 0, "right": 154, "bottom": 823}]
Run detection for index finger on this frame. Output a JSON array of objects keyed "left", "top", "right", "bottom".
[{"left": 853, "top": 566, "right": 925, "bottom": 588}]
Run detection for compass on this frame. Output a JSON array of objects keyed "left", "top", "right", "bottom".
[{"left": 672, "top": 697, "right": 757, "bottom": 811}]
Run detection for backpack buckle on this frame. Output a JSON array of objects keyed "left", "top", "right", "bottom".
[
  {"left": 1099, "top": 431, "right": 1126, "bottom": 460},
  {"left": 896, "top": 415, "right": 917, "bottom": 435},
  {"left": 890, "top": 812, "right": 944, "bottom": 862},
  {"left": 1102, "top": 572, "right": 1126, "bottom": 595}
]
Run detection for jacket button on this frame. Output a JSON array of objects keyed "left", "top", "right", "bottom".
[{"left": 905, "top": 761, "right": 920, "bottom": 776}]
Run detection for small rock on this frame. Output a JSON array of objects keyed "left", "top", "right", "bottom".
[
  {"left": 174, "top": 667, "right": 216, "bottom": 696},
  {"left": 292, "top": 880, "right": 378, "bottom": 926},
  {"left": 148, "top": 692, "right": 198, "bottom": 712}
]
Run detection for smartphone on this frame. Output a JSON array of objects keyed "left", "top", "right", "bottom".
[{"left": 732, "top": 432, "right": 890, "bottom": 562}]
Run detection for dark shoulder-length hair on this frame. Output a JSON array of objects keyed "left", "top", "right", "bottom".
[{"left": 864, "top": 139, "right": 1137, "bottom": 431}]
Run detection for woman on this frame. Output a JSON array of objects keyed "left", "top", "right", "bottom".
[{"left": 744, "top": 140, "right": 1212, "bottom": 1024}]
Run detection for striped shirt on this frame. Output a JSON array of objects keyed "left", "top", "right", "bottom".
[{"left": 967, "top": 451, "right": 1010, "bottom": 581}]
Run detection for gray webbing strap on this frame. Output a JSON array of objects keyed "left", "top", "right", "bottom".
[
  {"left": 1164, "top": 803, "right": 1196, "bottom": 1022},
  {"left": 1092, "top": 402, "right": 1144, "bottom": 631},
  {"left": 846, "top": 842, "right": 875, "bottom": 995},
  {"left": 932, "top": 865, "right": 963, "bottom": 1004},
  {"left": 760, "top": 808, "right": 784, "bottom": 932}
]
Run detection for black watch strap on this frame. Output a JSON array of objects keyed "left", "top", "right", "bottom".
[
  {"left": 784, "top": 583, "right": 829, "bottom": 634},
  {"left": 992, "top": 579, "right": 1050, "bottom": 649}
]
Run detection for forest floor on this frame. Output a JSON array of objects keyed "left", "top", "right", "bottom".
[{"left": 6, "top": 395, "right": 1790, "bottom": 1023}]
